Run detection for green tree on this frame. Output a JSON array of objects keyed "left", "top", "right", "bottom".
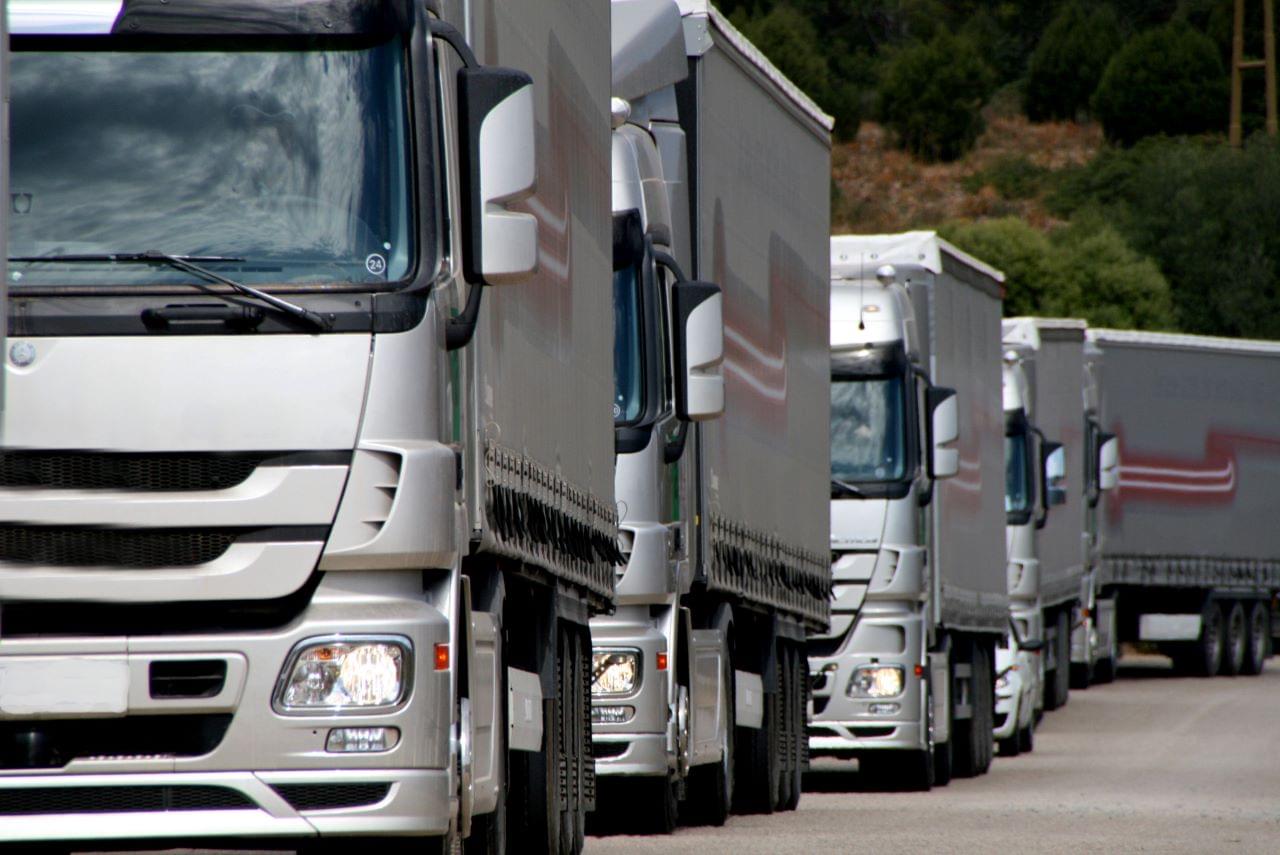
[
  {"left": 732, "top": 4, "right": 863, "bottom": 139},
  {"left": 1024, "top": 2, "right": 1125, "bottom": 121},
  {"left": 940, "top": 217, "right": 1175, "bottom": 329},
  {"left": 1092, "top": 21, "right": 1227, "bottom": 145},
  {"left": 876, "top": 30, "right": 996, "bottom": 161}
]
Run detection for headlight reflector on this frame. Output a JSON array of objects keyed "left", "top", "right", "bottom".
[
  {"left": 592, "top": 650, "right": 641, "bottom": 696},
  {"left": 277, "top": 638, "right": 409, "bottom": 713},
  {"left": 847, "top": 665, "right": 905, "bottom": 698}
]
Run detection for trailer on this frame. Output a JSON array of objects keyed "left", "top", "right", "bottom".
[
  {"left": 590, "top": 0, "right": 832, "bottom": 831},
  {"left": 1092, "top": 329, "right": 1280, "bottom": 677},
  {"left": 809, "top": 233, "right": 1007, "bottom": 789},
  {"left": 2, "top": 2, "right": 613, "bottom": 852}
]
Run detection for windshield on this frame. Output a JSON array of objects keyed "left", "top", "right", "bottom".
[
  {"left": 830, "top": 375, "right": 907, "bottom": 484},
  {"left": 9, "top": 37, "right": 413, "bottom": 289},
  {"left": 1006, "top": 432, "right": 1032, "bottom": 513},
  {"left": 613, "top": 266, "right": 644, "bottom": 424}
]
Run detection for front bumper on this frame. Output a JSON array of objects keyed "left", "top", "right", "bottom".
[
  {"left": 0, "top": 768, "right": 452, "bottom": 842},
  {"left": 994, "top": 691, "right": 1019, "bottom": 739},
  {"left": 589, "top": 620, "right": 669, "bottom": 778},
  {"left": 0, "top": 572, "right": 454, "bottom": 843}
]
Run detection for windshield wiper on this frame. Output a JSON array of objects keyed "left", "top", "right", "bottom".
[
  {"left": 9, "top": 251, "right": 332, "bottom": 331},
  {"left": 831, "top": 478, "right": 866, "bottom": 498}
]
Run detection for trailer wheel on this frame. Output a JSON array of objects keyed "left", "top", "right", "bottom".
[
  {"left": 778, "top": 644, "right": 804, "bottom": 811},
  {"left": 1222, "top": 602, "right": 1247, "bottom": 676},
  {"left": 1093, "top": 605, "right": 1119, "bottom": 685},
  {"left": 1242, "top": 600, "right": 1271, "bottom": 676},
  {"left": 733, "top": 653, "right": 781, "bottom": 814},
  {"left": 1192, "top": 602, "right": 1226, "bottom": 677},
  {"left": 1044, "top": 610, "right": 1071, "bottom": 711}
]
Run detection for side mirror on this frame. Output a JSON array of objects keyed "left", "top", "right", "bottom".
[
  {"left": 1043, "top": 442, "right": 1067, "bottom": 507},
  {"left": 1019, "top": 637, "right": 1045, "bottom": 653},
  {"left": 1098, "top": 433, "right": 1119, "bottom": 492},
  {"left": 458, "top": 66, "right": 538, "bottom": 284},
  {"left": 673, "top": 281, "right": 725, "bottom": 421},
  {"left": 926, "top": 387, "right": 959, "bottom": 479}
]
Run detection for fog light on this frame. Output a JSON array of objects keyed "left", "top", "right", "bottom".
[
  {"left": 327, "top": 727, "right": 400, "bottom": 753},
  {"left": 868, "top": 702, "right": 900, "bottom": 715},
  {"left": 592, "top": 705, "right": 635, "bottom": 724}
]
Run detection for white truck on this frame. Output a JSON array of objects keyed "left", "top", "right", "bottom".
[
  {"left": 591, "top": 0, "right": 832, "bottom": 830},
  {"left": 3, "top": 2, "right": 614, "bottom": 852},
  {"left": 1000, "top": 318, "right": 1117, "bottom": 717},
  {"left": 1092, "top": 329, "right": 1280, "bottom": 678},
  {"left": 809, "top": 232, "right": 1007, "bottom": 790}
]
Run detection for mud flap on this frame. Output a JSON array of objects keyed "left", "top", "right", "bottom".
[
  {"left": 508, "top": 667, "right": 543, "bottom": 751},
  {"left": 735, "top": 670, "right": 764, "bottom": 729}
]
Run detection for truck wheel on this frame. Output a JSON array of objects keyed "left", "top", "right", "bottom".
[
  {"left": 1017, "top": 718, "right": 1034, "bottom": 754},
  {"left": 1242, "top": 600, "right": 1271, "bottom": 676},
  {"left": 1044, "top": 610, "right": 1071, "bottom": 711},
  {"left": 1223, "top": 602, "right": 1247, "bottom": 676},
  {"left": 975, "top": 645, "right": 994, "bottom": 774},
  {"left": 1193, "top": 603, "right": 1225, "bottom": 677},
  {"left": 1070, "top": 661, "right": 1093, "bottom": 690},
  {"left": 778, "top": 644, "right": 804, "bottom": 811},
  {"left": 733, "top": 658, "right": 781, "bottom": 814},
  {"left": 685, "top": 642, "right": 734, "bottom": 826},
  {"left": 997, "top": 733, "right": 1021, "bottom": 758},
  {"left": 952, "top": 644, "right": 992, "bottom": 778}
]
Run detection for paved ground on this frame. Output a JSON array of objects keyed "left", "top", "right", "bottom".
[
  {"left": 82, "top": 654, "right": 1280, "bottom": 854},
  {"left": 587, "top": 654, "right": 1280, "bottom": 854}
]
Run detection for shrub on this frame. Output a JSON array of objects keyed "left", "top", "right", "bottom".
[
  {"left": 1092, "top": 22, "right": 1227, "bottom": 146},
  {"left": 1024, "top": 2, "right": 1124, "bottom": 122},
  {"left": 940, "top": 216, "right": 1175, "bottom": 329},
  {"left": 876, "top": 30, "right": 996, "bottom": 162},
  {"left": 962, "top": 155, "right": 1050, "bottom": 200}
]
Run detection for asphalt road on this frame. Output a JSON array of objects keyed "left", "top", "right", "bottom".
[
  {"left": 80, "top": 654, "right": 1280, "bottom": 854},
  {"left": 587, "top": 654, "right": 1280, "bottom": 854}
]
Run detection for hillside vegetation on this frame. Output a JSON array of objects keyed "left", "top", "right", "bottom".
[{"left": 730, "top": 1, "right": 1280, "bottom": 339}]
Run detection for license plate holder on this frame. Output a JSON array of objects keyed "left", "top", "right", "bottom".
[{"left": 0, "top": 659, "right": 130, "bottom": 717}]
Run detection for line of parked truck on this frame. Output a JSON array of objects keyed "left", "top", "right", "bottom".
[{"left": 0, "top": 1, "right": 1276, "bottom": 853}]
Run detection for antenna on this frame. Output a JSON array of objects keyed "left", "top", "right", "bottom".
[{"left": 858, "top": 253, "right": 866, "bottom": 331}]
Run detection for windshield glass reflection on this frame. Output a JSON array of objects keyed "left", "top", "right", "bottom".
[
  {"left": 830, "top": 375, "right": 907, "bottom": 484},
  {"left": 9, "top": 37, "right": 413, "bottom": 288}
]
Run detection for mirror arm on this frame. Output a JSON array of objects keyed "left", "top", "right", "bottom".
[
  {"left": 427, "top": 18, "right": 479, "bottom": 68},
  {"left": 663, "top": 421, "right": 690, "bottom": 465},
  {"left": 650, "top": 247, "right": 689, "bottom": 283}
]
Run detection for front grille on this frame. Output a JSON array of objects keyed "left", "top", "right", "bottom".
[
  {"left": 149, "top": 660, "right": 228, "bottom": 699},
  {"left": 0, "top": 785, "right": 253, "bottom": 815},
  {"left": 0, "top": 524, "right": 326, "bottom": 569},
  {"left": 271, "top": 783, "right": 391, "bottom": 811},
  {"left": 0, "top": 451, "right": 275, "bottom": 492},
  {"left": 592, "top": 741, "right": 629, "bottom": 760},
  {"left": 0, "top": 715, "right": 232, "bottom": 770},
  {"left": 0, "top": 526, "right": 239, "bottom": 568}
]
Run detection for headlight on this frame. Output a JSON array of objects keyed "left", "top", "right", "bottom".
[
  {"left": 847, "top": 665, "right": 904, "bottom": 698},
  {"left": 592, "top": 650, "right": 641, "bottom": 696},
  {"left": 275, "top": 637, "right": 410, "bottom": 713}
]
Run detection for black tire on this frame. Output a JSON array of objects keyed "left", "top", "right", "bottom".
[
  {"left": 1223, "top": 602, "right": 1247, "bottom": 677},
  {"left": 1094, "top": 655, "right": 1116, "bottom": 684},
  {"left": 997, "top": 734, "right": 1021, "bottom": 757},
  {"left": 1044, "top": 610, "right": 1071, "bottom": 711},
  {"left": 1242, "top": 600, "right": 1271, "bottom": 676},
  {"left": 685, "top": 645, "right": 735, "bottom": 826},
  {"left": 1194, "top": 602, "right": 1226, "bottom": 677},
  {"left": 952, "top": 644, "right": 992, "bottom": 778},
  {"left": 1017, "top": 719, "right": 1034, "bottom": 754},
  {"left": 1070, "top": 661, "right": 1093, "bottom": 690},
  {"left": 642, "top": 775, "right": 679, "bottom": 835},
  {"left": 779, "top": 645, "right": 804, "bottom": 812},
  {"left": 733, "top": 659, "right": 781, "bottom": 814}
]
